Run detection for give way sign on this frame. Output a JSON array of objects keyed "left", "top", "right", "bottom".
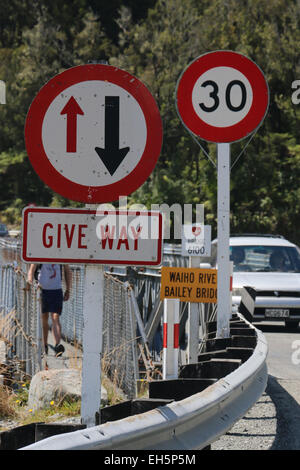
[
  {"left": 22, "top": 206, "right": 163, "bottom": 265},
  {"left": 25, "top": 64, "right": 163, "bottom": 203}
]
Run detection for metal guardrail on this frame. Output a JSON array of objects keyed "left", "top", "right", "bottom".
[{"left": 20, "top": 313, "right": 268, "bottom": 450}]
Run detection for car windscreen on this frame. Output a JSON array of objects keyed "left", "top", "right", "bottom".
[{"left": 230, "top": 245, "right": 300, "bottom": 273}]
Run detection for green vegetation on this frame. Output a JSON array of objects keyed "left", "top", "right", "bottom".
[
  {"left": 0, "top": 381, "right": 81, "bottom": 430},
  {"left": 0, "top": 0, "right": 299, "bottom": 242}
]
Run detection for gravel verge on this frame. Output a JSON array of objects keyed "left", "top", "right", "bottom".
[
  {"left": 212, "top": 374, "right": 300, "bottom": 450},
  {"left": 266, "top": 376, "right": 300, "bottom": 450},
  {"left": 211, "top": 377, "right": 277, "bottom": 450}
]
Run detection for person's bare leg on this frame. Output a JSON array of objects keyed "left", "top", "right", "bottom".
[
  {"left": 51, "top": 312, "right": 61, "bottom": 346},
  {"left": 42, "top": 313, "right": 49, "bottom": 351}
]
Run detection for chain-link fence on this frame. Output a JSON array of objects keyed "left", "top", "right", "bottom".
[
  {"left": 0, "top": 254, "right": 139, "bottom": 398},
  {"left": 61, "top": 265, "right": 138, "bottom": 398},
  {"left": 60, "top": 265, "right": 85, "bottom": 345},
  {"left": 0, "top": 263, "right": 41, "bottom": 377},
  {"left": 102, "top": 274, "right": 138, "bottom": 399}
]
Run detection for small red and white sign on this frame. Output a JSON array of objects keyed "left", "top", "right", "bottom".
[
  {"left": 181, "top": 224, "right": 211, "bottom": 257},
  {"left": 22, "top": 207, "right": 163, "bottom": 265},
  {"left": 176, "top": 50, "right": 269, "bottom": 143},
  {"left": 25, "top": 64, "right": 163, "bottom": 203}
]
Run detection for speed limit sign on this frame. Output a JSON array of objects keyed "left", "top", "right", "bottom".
[
  {"left": 176, "top": 50, "right": 269, "bottom": 143},
  {"left": 176, "top": 51, "right": 269, "bottom": 339}
]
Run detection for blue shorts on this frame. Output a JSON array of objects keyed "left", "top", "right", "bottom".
[{"left": 41, "top": 289, "right": 63, "bottom": 315}]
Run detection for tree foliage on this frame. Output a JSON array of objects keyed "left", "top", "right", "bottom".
[{"left": 0, "top": 0, "right": 299, "bottom": 245}]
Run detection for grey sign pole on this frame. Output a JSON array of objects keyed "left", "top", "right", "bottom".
[
  {"left": 81, "top": 263, "right": 104, "bottom": 427},
  {"left": 216, "top": 143, "right": 231, "bottom": 338}
]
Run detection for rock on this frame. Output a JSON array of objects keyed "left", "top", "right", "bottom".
[{"left": 28, "top": 369, "right": 108, "bottom": 411}]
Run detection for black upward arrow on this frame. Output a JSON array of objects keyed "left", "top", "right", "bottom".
[{"left": 95, "top": 96, "right": 130, "bottom": 176}]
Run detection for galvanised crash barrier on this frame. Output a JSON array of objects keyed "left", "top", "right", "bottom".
[{"left": 16, "top": 313, "right": 267, "bottom": 450}]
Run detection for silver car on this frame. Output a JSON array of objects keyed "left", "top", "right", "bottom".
[{"left": 211, "top": 234, "right": 300, "bottom": 329}]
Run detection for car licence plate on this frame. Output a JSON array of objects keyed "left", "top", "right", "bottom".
[{"left": 265, "top": 309, "right": 289, "bottom": 318}]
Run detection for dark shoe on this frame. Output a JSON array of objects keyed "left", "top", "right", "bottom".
[{"left": 54, "top": 343, "right": 65, "bottom": 357}]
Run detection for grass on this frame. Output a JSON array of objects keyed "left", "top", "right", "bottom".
[
  {"left": 19, "top": 397, "right": 81, "bottom": 427},
  {"left": 101, "top": 344, "right": 135, "bottom": 405},
  {"left": 0, "top": 383, "right": 18, "bottom": 422},
  {"left": 0, "top": 375, "right": 82, "bottom": 431}
]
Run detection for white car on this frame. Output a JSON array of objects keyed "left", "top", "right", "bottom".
[{"left": 210, "top": 235, "right": 300, "bottom": 329}]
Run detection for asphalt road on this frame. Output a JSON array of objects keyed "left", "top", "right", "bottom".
[
  {"left": 257, "top": 321, "right": 300, "bottom": 380},
  {"left": 256, "top": 321, "right": 300, "bottom": 450},
  {"left": 212, "top": 320, "right": 300, "bottom": 450}
]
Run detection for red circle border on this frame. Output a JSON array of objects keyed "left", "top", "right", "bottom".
[
  {"left": 176, "top": 51, "right": 269, "bottom": 143},
  {"left": 25, "top": 64, "right": 163, "bottom": 203}
]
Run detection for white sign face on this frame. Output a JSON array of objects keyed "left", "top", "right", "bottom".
[
  {"left": 191, "top": 67, "right": 253, "bottom": 128},
  {"left": 181, "top": 225, "right": 211, "bottom": 257},
  {"left": 42, "top": 81, "right": 147, "bottom": 187},
  {"left": 22, "top": 207, "right": 163, "bottom": 266}
]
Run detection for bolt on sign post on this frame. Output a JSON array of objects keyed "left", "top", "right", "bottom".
[
  {"left": 176, "top": 51, "right": 269, "bottom": 338},
  {"left": 24, "top": 63, "right": 163, "bottom": 427}
]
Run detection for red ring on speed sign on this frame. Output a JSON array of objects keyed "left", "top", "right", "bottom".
[
  {"left": 25, "top": 64, "right": 163, "bottom": 203},
  {"left": 176, "top": 51, "right": 269, "bottom": 143}
]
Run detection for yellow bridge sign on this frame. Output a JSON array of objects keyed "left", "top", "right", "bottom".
[{"left": 160, "top": 267, "right": 217, "bottom": 303}]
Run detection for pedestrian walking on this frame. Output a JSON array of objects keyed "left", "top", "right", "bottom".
[{"left": 27, "top": 263, "right": 72, "bottom": 356}]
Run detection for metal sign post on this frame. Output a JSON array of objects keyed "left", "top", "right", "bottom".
[
  {"left": 81, "top": 263, "right": 104, "bottom": 427},
  {"left": 187, "top": 255, "right": 201, "bottom": 363},
  {"left": 181, "top": 224, "right": 212, "bottom": 359},
  {"left": 176, "top": 50, "right": 269, "bottom": 341},
  {"left": 216, "top": 143, "right": 231, "bottom": 337},
  {"left": 24, "top": 63, "right": 163, "bottom": 429},
  {"left": 80, "top": 203, "right": 102, "bottom": 428}
]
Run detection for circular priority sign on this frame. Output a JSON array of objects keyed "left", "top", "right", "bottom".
[
  {"left": 176, "top": 51, "right": 269, "bottom": 143},
  {"left": 25, "top": 64, "right": 163, "bottom": 203}
]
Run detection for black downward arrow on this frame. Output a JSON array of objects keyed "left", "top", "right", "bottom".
[{"left": 95, "top": 96, "right": 130, "bottom": 176}]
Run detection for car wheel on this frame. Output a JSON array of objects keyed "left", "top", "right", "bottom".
[{"left": 285, "top": 320, "right": 299, "bottom": 329}]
